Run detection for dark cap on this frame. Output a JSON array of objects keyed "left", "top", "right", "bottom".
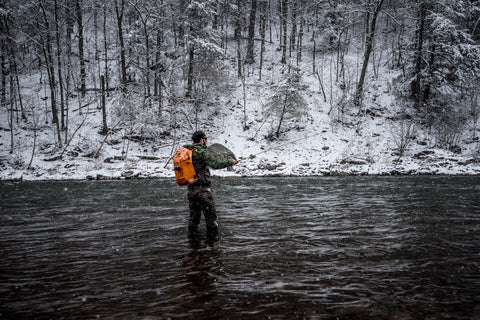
[{"left": 192, "top": 130, "right": 207, "bottom": 143}]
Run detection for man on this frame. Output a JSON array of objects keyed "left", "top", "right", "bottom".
[{"left": 183, "top": 131, "right": 238, "bottom": 239}]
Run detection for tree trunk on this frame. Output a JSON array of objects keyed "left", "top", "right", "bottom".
[
  {"left": 13, "top": 60, "right": 25, "bottom": 120},
  {"left": 155, "top": 23, "right": 164, "bottom": 114},
  {"left": 102, "top": 0, "right": 109, "bottom": 95},
  {"left": 93, "top": 1, "right": 101, "bottom": 95},
  {"left": 213, "top": 1, "right": 219, "bottom": 30},
  {"left": 9, "top": 82, "right": 13, "bottom": 153},
  {"left": 76, "top": 0, "right": 86, "bottom": 97},
  {"left": 100, "top": 75, "right": 108, "bottom": 135},
  {"left": 411, "top": 2, "right": 426, "bottom": 108},
  {"left": 186, "top": 46, "right": 194, "bottom": 98},
  {"left": 289, "top": 0, "right": 297, "bottom": 57},
  {"left": 65, "top": 2, "right": 74, "bottom": 142},
  {"left": 245, "top": 0, "right": 257, "bottom": 64},
  {"left": 144, "top": 22, "right": 151, "bottom": 99},
  {"left": 312, "top": 3, "right": 317, "bottom": 73},
  {"left": 54, "top": 0, "right": 65, "bottom": 130},
  {"left": 114, "top": 0, "right": 127, "bottom": 88},
  {"left": 27, "top": 115, "right": 38, "bottom": 169},
  {"left": 258, "top": 0, "right": 267, "bottom": 80},
  {"left": 235, "top": 0, "right": 243, "bottom": 78},
  {"left": 297, "top": 13, "right": 304, "bottom": 65},
  {"left": 1, "top": 38, "right": 7, "bottom": 111},
  {"left": 280, "top": 0, "right": 288, "bottom": 64},
  {"left": 276, "top": 103, "right": 286, "bottom": 137},
  {"left": 39, "top": 1, "right": 62, "bottom": 147},
  {"left": 132, "top": 2, "right": 151, "bottom": 98},
  {"left": 0, "top": 0, "right": 6, "bottom": 108},
  {"left": 354, "top": 0, "right": 384, "bottom": 106},
  {"left": 178, "top": 0, "right": 186, "bottom": 47}
]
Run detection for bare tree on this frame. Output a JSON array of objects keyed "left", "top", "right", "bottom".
[
  {"left": 390, "top": 112, "right": 415, "bottom": 157},
  {"left": 410, "top": 1, "right": 426, "bottom": 108},
  {"left": 64, "top": 1, "right": 74, "bottom": 141},
  {"left": 0, "top": 0, "right": 24, "bottom": 124},
  {"left": 470, "top": 89, "right": 479, "bottom": 140},
  {"left": 131, "top": 1, "right": 154, "bottom": 99},
  {"left": 75, "top": 0, "right": 86, "bottom": 97},
  {"left": 235, "top": 0, "right": 244, "bottom": 78},
  {"left": 258, "top": 0, "right": 267, "bottom": 80},
  {"left": 154, "top": 1, "right": 166, "bottom": 114},
  {"left": 39, "top": 0, "right": 62, "bottom": 146},
  {"left": 101, "top": 0, "right": 110, "bottom": 94},
  {"left": 54, "top": 0, "right": 65, "bottom": 130},
  {"left": 296, "top": 4, "right": 304, "bottom": 65},
  {"left": 245, "top": 0, "right": 257, "bottom": 64},
  {"left": 311, "top": 2, "right": 318, "bottom": 73},
  {"left": 289, "top": 0, "right": 297, "bottom": 57},
  {"left": 114, "top": 0, "right": 127, "bottom": 88},
  {"left": 354, "top": 0, "right": 385, "bottom": 106},
  {"left": 280, "top": 0, "right": 288, "bottom": 64}
]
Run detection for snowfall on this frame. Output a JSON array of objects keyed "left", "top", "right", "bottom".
[{"left": 1, "top": 50, "right": 480, "bottom": 182}]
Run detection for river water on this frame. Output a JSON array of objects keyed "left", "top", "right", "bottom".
[{"left": 1, "top": 176, "right": 479, "bottom": 319}]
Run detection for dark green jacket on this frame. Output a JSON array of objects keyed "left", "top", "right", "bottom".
[{"left": 183, "top": 143, "right": 234, "bottom": 187}]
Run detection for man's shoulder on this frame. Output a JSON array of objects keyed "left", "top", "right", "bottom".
[
  {"left": 183, "top": 143, "right": 204, "bottom": 150},
  {"left": 183, "top": 144, "right": 207, "bottom": 160}
]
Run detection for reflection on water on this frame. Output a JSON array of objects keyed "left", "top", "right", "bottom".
[{"left": 1, "top": 176, "right": 479, "bottom": 319}]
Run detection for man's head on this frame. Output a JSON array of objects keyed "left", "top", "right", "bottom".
[{"left": 192, "top": 130, "right": 207, "bottom": 144}]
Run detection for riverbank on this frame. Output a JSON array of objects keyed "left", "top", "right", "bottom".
[
  {"left": 1, "top": 147, "right": 479, "bottom": 181},
  {"left": 2, "top": 45, "right": 480, "bottom": 182},
  {"left": 1, "top": 66, "right": 479, "bottom": 182}
]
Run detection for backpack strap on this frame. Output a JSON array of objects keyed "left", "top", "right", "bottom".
[{"left": 191, "top": 147, "right": 200, "bottom": 161}]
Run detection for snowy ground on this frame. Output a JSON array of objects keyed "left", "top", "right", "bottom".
[
  {"left": 2, "top": 84, "right": 479, "bottom": 182},
  {"left": 1, "top": 122, "right": 479, "bottom": 181},
  {"left": 1, "top": 44, "right": 479, "bottom": 181}
]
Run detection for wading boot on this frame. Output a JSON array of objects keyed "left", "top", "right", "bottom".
[
  {"left": 188, "top": 225, "right": 200, "bottom": 240},
  {"left": 206, "top": 225, "right": 219, "bottom": 242}
]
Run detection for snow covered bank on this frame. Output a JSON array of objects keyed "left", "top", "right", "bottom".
[
  {"left": 1, "top": 72, "right": 480, "bottom": 181},
  {"left": 1, "top": 29, "right": 479, "bottom": 181},
  {"left": 1, "top": 128, "right": 479, "bottom": 182}
]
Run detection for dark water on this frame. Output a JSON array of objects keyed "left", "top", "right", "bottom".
[{"left": 1, "top": 176, "right": 479, "bottom": 319}]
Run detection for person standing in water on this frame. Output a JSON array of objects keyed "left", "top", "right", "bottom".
[{"left": 182, "top": 131, "right": 238, "bottom": 239}]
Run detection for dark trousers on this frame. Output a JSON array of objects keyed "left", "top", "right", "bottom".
[{"left": 187, "top": 186, "right": 218, "bottom": 237}]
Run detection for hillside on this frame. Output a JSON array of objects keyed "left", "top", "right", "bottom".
[
  {"left": 1, "top": 48, "right": 479, "bottom": 181},
  {"left": 1, "top": 1, "right": 479, "bottom": 181}
]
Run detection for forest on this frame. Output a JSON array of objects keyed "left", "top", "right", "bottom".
[{"left": 1, "top": 0, "right": 480, "bottom": 179}]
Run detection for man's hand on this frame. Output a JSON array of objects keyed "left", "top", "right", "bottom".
[{"left": 232, "top": 159, "right": 239, "bottom": 165}]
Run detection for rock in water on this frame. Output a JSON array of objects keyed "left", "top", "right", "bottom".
[{"left": 208, "top": 143, "right": 237, "bottom": 161}]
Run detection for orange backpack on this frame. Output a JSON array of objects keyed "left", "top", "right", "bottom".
[{"left": 173, "top": 147, "right": 198, "bottom": 185}]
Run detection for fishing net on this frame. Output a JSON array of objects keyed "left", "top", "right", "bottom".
[{"left": 208, "top": 143, "right": 237, "bottom": 161}]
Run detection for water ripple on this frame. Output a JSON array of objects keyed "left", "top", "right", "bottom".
[{"left": 1, "top": 177, "right": 479, "bottom": 319}]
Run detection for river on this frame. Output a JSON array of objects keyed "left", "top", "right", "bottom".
[{"left": 1, "top": 176, "right": 479, "bottom": 319}]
